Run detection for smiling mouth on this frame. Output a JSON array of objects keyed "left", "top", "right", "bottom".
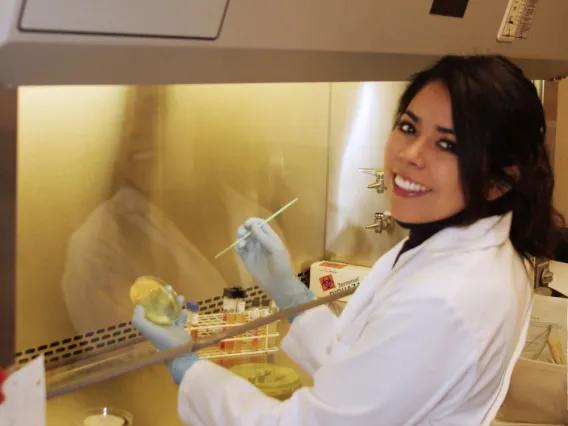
[{"left": 393, "top": 174, "right": 432, "bottom": 193}]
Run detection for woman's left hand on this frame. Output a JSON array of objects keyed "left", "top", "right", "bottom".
[{"left": 132, "top": 287, "right": 199, "bottom": 385}]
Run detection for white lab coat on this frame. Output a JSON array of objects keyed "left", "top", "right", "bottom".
[{"left": 177, "top": 213, "right": 532, "bottom": 426}]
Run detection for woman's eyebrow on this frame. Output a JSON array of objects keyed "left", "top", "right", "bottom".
[
  {"left": 437, "top": 126, "right": 455, "bottom": 135},
  {"left": 405, "top": 109, "right": 455, "bottom": 135},
  {"left": 404, "top": 110, "right": 419, "bottom": 122}
]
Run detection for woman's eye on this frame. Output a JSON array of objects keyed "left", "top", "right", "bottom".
[
  {"left": 437, "top": 140, "right": 457, "bottom": 153},
  {"left": 397, "top": 121, "right": 416, "bottom": 134}
]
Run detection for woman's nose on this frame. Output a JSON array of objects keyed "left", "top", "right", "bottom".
[{"left": 399, "top": 137, "right": 427, "bottom": 168}]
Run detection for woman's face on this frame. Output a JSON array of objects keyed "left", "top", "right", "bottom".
[{"left": 385, "top": 81, "right": 466, "bottom": 224}]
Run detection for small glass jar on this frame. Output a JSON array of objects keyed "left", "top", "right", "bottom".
[{"left": 77, "top": 407, "right": 133, "bottom": 426}]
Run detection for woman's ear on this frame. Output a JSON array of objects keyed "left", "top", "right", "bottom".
[
  {"left": 487, "top": 183, "right": 508, "bottom": 201},
  {"left": 486, "top": 165, "right": 520, "bottom": 201}
]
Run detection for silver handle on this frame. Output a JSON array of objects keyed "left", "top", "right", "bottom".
[
  {"left": 358, "top": 167, "right": 381, "bottom": 176},
  {"left": 533, "top": 257, "right": 554, "bottom": 290},
  {"left": 540, "top": 269, "right": 554, "bottom": 287},
  {"left": 359, "top": 168, "right": 386, "bottom": 193},
  {"left": 365, "top": 212, "right": 394, "bottom": 234}
]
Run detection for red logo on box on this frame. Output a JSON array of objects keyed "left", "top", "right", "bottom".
[
  {"left": 320, "top": 262, "right": 346, "bottom": 269},
  {"left": 319, "top": 274, "right": 336, "bottom": 291}
]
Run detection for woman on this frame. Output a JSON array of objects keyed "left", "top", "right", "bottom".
[{"left": 133, "top": 55, "right": 563, "bottom": 425}]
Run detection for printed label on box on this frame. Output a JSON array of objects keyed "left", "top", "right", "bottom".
[{"left": 319, "top": 274, "right": 336, "bottom": 291}]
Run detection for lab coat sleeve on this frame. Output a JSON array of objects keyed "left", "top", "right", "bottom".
[
  {"left": 177, "top": 298, "right": 479, "bottom": 426},
  {"left": 281, "top": 306, "right": 339, "bottom": 375}
]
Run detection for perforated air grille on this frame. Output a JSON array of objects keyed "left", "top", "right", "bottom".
[{"left": 15, "top": 322, "right": 142, "bottom": 369}]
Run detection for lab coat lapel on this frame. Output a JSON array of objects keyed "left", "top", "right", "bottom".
[
  {"left": 334, "top": 239, "right": 407, "bottom": 338},
  {"left": 337, "top": 240, "right": 423, "bottom": 346},
  {"left": 426, "top": 213, "right": 512, "bottom": 253}
]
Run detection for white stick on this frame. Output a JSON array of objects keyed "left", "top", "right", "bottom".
[{"left": 214, "top": 197, "right": 299, "bottom": 259}]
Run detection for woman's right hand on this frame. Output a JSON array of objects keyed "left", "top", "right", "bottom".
[{"left": 235, "top": 218, "right": 313, "bottom": 310}]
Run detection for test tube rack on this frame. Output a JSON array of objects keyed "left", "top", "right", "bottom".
[
  {"left": 13, "top": 273, "right": 311, "bottom": 371},
  {"left": 187, "top": 311, "right": 280, "bottom": 360}
]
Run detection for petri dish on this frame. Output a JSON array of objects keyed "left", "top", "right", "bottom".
[
  {"left": 130, "top": 276, "right": 181, "bottom": 325},
  {"left": 77, "top": 407, "right": 133, "bottom": 426},
  {"left": 230, "top": 363, "right": 302, "bottom": 401}
]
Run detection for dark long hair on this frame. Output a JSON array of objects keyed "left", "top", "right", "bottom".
[{"left": 395, "top": 55, "right": 564, "bottom": 258}]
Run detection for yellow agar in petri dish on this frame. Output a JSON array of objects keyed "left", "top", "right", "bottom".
[
  {"left": 130, "top": 276, "right": 181, "bottom": 325},
  {"left": 230, "top": 363, "right": 302, "bottom": 401}
]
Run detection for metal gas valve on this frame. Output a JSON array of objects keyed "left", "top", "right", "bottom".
[
  {"left": 359, "top": 168, "right": 386, "bottom": 194},
  {"left": 365, "top": 211, "right": 394, "bottom": 234},
  {"left": 534, "top": 257, "right": 554, "bottom": 290}
]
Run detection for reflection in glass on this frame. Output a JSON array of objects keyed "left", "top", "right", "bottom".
[{"left": 61, "top": 86, "right": 226, "bottom": 333}]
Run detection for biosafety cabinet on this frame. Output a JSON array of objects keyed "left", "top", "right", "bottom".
[{"left": 1, "top": 0, "right": 568, "bottom": 424}]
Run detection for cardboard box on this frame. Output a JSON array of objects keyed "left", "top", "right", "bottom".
[{"left": 309, "top": 261, "right": 371, "bottom": 303}]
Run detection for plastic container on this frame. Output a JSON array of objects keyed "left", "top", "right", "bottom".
[
  {"left": 77, "top": 407, "right": 133, "bottom": 426},
  {"left": 129, "top": 276, "right": 181, "bottom": 325},
  {"left": 230, "top": 363, "right": 301, "bottom": 401}
]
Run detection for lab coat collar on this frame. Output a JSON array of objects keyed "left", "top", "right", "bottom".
[
  {"left": 393, "top": 212, "right": 513, "bottom": 273},
  {"left": 336, "top": 212, "right": 513, "bottom": 341},
  {"left": 425, "top": 212, "right": 513, "bottom": 254}
]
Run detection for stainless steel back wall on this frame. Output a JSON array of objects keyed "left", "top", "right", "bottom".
[
  {"left": 326, "top": 82, "right": 408, "bottom": 266},
  {"left": 17, "top": 83, "right": 333, "bottom": 349}
]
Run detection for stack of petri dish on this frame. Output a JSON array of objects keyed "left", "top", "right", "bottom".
[{"left": 230, "top": 363, "right": 301, "bottom": 401}]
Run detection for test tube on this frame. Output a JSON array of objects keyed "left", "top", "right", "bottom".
[
  {"left": 186, "top": 302, "right": 200, "bottom": 340},
  {"left": 221, "top": 288, "right": 237, "bottom": 353},
  {"left": 234, "top": 287, "right": 247, "bottom": 353},
  {"left": 250, "top": 298, "right": 260, "bottom": 352},
  {"left": 268, "top": 300, "right": 278, "bottom": 346},
  {"left": 260, "top": 299, "right": 271, "bottom": 349}
]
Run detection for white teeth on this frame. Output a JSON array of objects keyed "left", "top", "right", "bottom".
[{"left": 394, "top": 175, "right": 430, "bottom": 192}]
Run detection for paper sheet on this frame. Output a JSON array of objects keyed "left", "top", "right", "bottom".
[
  {"left": 521, "top": 295, "right": 567, "bottom": 364},
  {"left": 0, "top": 355, "right": 46, "bottom": 426},
  {"left": 549, "top": 260, "right": 568, "bottom": 297}
]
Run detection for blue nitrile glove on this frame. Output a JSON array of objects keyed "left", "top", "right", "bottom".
[
  {"left": 132, "top": 286, "right": 198, "bottom": 385},
  {"left": 235, "top": 218, "right": 315, "bottom": 320}
]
